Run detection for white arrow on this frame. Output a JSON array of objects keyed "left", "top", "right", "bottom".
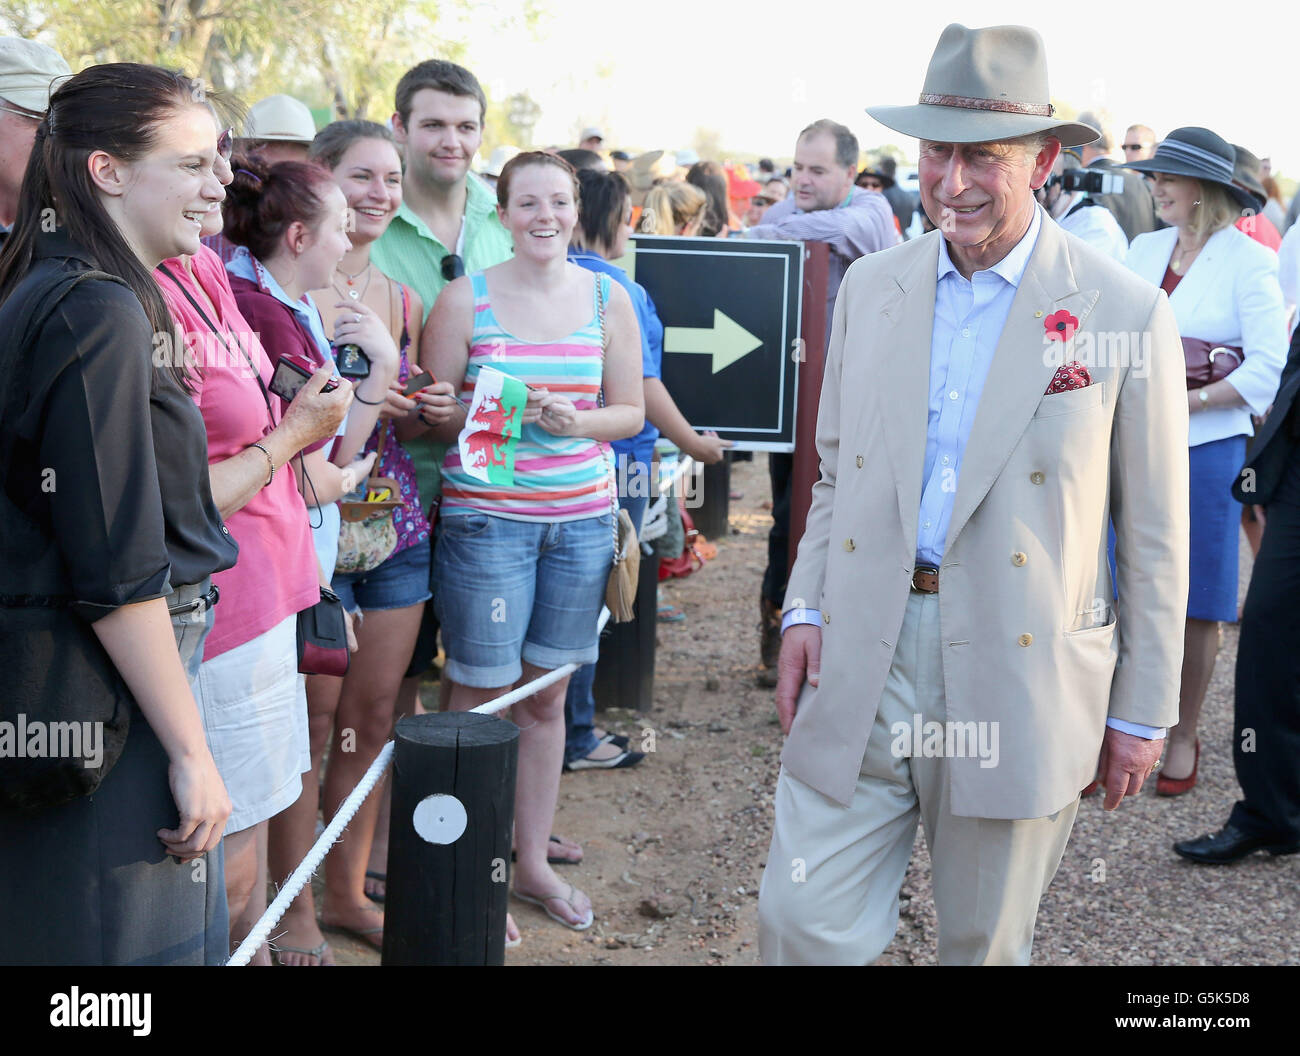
[{"left": 664, "top": 309, "right": 762, "bottom": 374}]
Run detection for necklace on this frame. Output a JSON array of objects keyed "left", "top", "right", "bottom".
[
  {"left": 1171, "top": 239, "right": 1202, "bottom": 276},
  {"left": 333, "top": 261, "right": 372, "bottom": 302}
]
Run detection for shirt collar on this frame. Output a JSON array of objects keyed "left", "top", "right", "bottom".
[
  {"left": 226, "top": 244, "right": 318, "bottom": 318},
  {"left": 936, "top": 203, "right": 1043, "bottom": 287},
  {"left": 392, "top": 173, "right": 497, "bottom": 249}
]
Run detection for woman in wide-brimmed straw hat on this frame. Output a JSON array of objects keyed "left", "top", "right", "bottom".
[{"left": 1122, "top": 127, "right": 1288, "bottom": 798}]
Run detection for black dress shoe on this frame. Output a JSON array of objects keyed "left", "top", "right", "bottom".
[{"left": 1173, "top": 823, "right": 1300, "bottom": 865}]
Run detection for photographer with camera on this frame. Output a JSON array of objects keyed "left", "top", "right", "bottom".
[
  {"left": 1042, "top": 149, "right": 1129, "bottom": 262},
  {"left": 1077, "top": 110, "right": 1159, "bottom": 240}
]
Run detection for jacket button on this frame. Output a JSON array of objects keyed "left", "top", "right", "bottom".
[
  {"left": 855, "top": 455, "right": 864, "bottom": 468},
  {"left": 823, "top": 612, "right": 831, "bottom": 625},
  {"left": 1030, "top": 471, "right": 1045, "bottom": 485},
  {"left": 1018, "top": 633, "right": 1033, "bottom": 647},
  {"left": 843, "top": 538, "right": 855, "bottom": 552},
  {"left": 1012, "top": 551, "right": 1027, "bottom": 566},
  {"left": 1034, "top": 310, "right": 1044, "bottom": 318}
]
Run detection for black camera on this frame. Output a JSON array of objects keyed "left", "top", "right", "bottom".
[
  {"left": 333, "top": 343, "right": 371, "bottom": 379},
  {"left": 1057, "top": 169, "right": 1126, "bottom": 196}
]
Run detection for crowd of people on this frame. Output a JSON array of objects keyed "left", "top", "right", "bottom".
[{"left": 0, "top": 21, "right": 1296, "bottom": 967}]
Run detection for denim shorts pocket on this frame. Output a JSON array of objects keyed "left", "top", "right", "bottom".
[{"left": 439, "top": 512, "right": 493, "bottom": 539}]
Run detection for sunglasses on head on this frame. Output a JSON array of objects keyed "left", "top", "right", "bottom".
[
  {"left": 217, "top": 126, "right": 234, "bottom": 162},
  {"left": 441, "top": 253, "right": 465, "bottom": 281}
]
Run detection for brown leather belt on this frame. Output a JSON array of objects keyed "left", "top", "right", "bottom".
[{"left": 911, "top": 565, "right": 939, "bottom": 594}]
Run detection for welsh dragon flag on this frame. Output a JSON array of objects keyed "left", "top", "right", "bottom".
[{"left": 458, "top": 365, "right": 528, "bottom": 485}]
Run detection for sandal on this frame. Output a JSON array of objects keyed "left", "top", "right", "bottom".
[
  {"left": 271, "top": 939, "right": 334, "bottom": 966},
  {"left": 512, "top": 883, "right": 594, "bottom": 931},
  {"left": 657, "top": 602, "right": 686, "bottom": 623}
]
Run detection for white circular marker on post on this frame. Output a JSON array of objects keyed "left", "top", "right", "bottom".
[{"left": 412, "top": 793, "right": 467, "bottom": 844}]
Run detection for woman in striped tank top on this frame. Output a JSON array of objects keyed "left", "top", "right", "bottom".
[{"left": 423, "top": 152, "right": 643, "bottom": 934}]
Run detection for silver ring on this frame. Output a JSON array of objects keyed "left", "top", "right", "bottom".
[{"left": 353, "top": 313, "right": 361, "bottom": 324}]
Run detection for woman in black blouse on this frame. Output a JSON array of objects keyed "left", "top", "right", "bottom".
[{"left": 0, "top": 64, "right": 238, "bottom": 965}]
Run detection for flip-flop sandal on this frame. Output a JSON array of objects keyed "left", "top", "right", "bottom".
[
  {"left": 320, "top": 920, "right": 384, "bottom": 952},
  {"left": 511, "top": 834, "right": 583, "bottom": 865},
  {"left": 271, "top": 939, "right": 334, "bottom": 966},
  {"left": 364, "top": 870, "right": 386, "bottom": 904},
  {"left": 657, "top": 603, "right": 686, "bottom": 623},
  {"left": 512, "top": 883, "right": 594, "bottom": 931}
]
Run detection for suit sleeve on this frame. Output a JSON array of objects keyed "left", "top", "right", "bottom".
[
  {"left": 780, "top": 262, "right": 851, "bottom": 613},
  {"left": 1224, "top": 244, "right": 1288, "bottom": 416},
  {"left": 1107, "top": 291, "right": 1190, "bottom": 727}
]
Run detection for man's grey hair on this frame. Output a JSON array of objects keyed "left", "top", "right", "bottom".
[
  {"left": 1075, "top": 111, "right": 1112, "bottom": 152},
  {"left": 798, "top": 119, "right": 859, "bottom": 171}
]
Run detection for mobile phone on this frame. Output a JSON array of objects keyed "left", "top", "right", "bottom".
[
  {"left": 334, "top": 343, "right": 371, "bottom": 379},
  {"left": 403, "top": 370, "right": 435, "bottom": 396},
  {"left": 269, "top": 353, "right": 339, "bottom": 402}
]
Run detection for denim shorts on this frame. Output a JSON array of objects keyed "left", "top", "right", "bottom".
[
  {"left": 432, "top": 511, "right": 615, "bottom": 688},
  {"left": 169, "top": 579, "right": 215, "bottom": 688},
  {"left": 332, "top": 538, "right": 433, "bottom": 614}
]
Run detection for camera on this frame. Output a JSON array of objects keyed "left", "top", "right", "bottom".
[
  {"left": 333, "top": 343, "right": 371, "bottom": 380},
  {"left": 268, "top": 352, "right": 340, "bottom": 402},
  {"left": 1055, "top": 169, "right": 1126, "bottom": 197}
]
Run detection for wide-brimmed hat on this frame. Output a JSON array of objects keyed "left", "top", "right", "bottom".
[
  {"left": 482, "top": 145, "right": 520, "bottom": 178},
  {"left": 243, "top": 94, "right": 316, "bottom": 144},
  {"left": 867, "top": 23, "right": 1100, "bottom": 147},
  {"left": 0, "top": 37, "right": 70, "bottom": 113},
  {"left": 626, "top": 150, "right": 676, "bottom": 192},
  {"left": 1122, "top": 127, "right": 1258, "bottom": 213},
  {"left": 1229, "top": 143, "right": 1268, "bottom": 212}
]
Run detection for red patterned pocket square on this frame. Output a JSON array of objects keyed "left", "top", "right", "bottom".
[{"left": 1046, "top": 362, "right": 1092, "bottom": 395}]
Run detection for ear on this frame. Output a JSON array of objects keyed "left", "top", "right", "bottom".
[
  {"left": 285, "top": 218, "right": 308, "bottom": 256},
  {"left": 87, "top": 150, "right": 130, "bottom": 198},
  {"left": 1030, "top": 137, "right": 1062, "bottom": 191},
  {"left": 391, "top": 111, "right": 407, "bottom": 144}
]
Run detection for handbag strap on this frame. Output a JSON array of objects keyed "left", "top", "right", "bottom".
[{"left": 593, "top": 274, "right": 620, "bottom": 565}]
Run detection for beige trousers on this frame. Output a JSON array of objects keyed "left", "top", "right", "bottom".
[{"left": 758, "top": 591, "right": 1080, "bottom": 965}]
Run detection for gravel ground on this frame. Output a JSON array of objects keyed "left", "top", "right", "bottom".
[{"left": 321, "top": 454, "right": 1298, "bottom": 966}]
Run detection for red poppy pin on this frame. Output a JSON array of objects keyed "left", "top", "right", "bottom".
[{"left": 1044, "top": 309, "right": 1078, "bottom": 342}]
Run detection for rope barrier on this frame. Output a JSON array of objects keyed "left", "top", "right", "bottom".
[{"left": 227, "top": 449, "right": 697, "bottom": 963}]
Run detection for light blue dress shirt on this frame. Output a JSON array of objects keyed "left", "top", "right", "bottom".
[{"left": 783, "top": 207, "right": 1162, "bottom": 740}]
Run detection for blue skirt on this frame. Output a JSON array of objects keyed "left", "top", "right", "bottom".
[{"left": 1188, "top": 434, "right": 1247, "bottom": 622}]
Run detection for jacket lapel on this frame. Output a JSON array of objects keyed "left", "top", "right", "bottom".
[
  {"left": 1166, "top": 225, "right": 1230, "bottom": 319},
  {"left": 944, "top": 218, "right": 1099, "bottom": 552},
  {"left": 875, "top": 235, "right": 940, "bottom": 553}
]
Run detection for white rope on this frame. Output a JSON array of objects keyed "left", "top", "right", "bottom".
[
  {"left": 226, "top": 602, "right": 623, "bottom": 962},
  {"left": 637, "top": 453, "right": 695, "bottom": 546},
  {"left": 226, "top": 739, "right": 394, "bottom": 966}
]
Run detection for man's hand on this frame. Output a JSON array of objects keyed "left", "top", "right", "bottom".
[
  {"left": 1094, "top": 727, "right": 1165, "bottom": 810},
  {"left": 775, "top": 625, "right": 821, "bottom": 735}
]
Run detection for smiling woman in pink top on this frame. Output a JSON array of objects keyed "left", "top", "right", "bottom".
[{"left": 155, "top": 107, "right": 351, "bottom": 964}]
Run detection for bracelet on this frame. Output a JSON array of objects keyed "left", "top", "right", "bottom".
[
  {"left": 352, "top": 385, "right": 385, "bottom": 406},
  {"left": 249, "top": 442, "right": 275, "bottom": 486}
]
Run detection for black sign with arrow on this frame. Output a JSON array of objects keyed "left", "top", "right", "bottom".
[{"left": 620, "top": 235, "right": 803, "bottom": 451}]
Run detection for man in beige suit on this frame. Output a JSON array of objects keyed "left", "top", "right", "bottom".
[{"left": 757, "top": 23, "right": 1190, "bottom": 965}]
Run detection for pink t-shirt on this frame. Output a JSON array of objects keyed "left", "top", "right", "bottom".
[{"left": 156, "top": 246, "right": 320, "bottom": 660}]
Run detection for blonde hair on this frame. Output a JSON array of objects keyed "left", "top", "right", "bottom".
[
  {"left": 639, "top": 180, "right": 707, "bottom": 234},
  {"left": 1185, "top": 180, "right": 1239, "bottom": 240}
]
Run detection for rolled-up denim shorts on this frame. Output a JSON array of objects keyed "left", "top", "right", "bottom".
[
  {"left": 432, "top": 510, "right": 615, "bottom": 688},
  {"left": 332, "top": 537, "right": 432, "bottom": 615}
]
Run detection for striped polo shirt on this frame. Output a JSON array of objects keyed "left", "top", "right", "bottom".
[{"left": 440, "top": 270, "right": 614, "bottom": 522}]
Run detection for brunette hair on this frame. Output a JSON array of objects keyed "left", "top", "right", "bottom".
[
  {"left": 638, "top": 179, "right": 706, "bottom": 235},
  {"left": 0, "top": 63, "right": 206, "bottom": 392},
  {"left": 495, "top": 150, "right": 579, "bottom": 208},
  {"left": 573, "top": 167, "right": 630, "bottom": 252},
  {"left": 686, "top": 160, "right": 731, "bottom": 236},
  {"left": 309, "top": 119, "right": 396, "bottom": 171},
  {"left": 223, "top": 152, "right": 337, "bottom": 261},
  {"left": 394, "top": 59, "right": 486, "bottom": 128}
]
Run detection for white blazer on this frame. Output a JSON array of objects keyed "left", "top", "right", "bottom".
[{"left": 1126, "top": 224, "right": 1288, "bottom": 447}]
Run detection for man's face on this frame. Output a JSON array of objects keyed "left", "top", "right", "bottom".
[
  {"left": 1121, "top": 127, "right": 1155, "bottom": 162},
  {"left": 918, "top": 137, "right": 1057, "bottom": 266},
  {"left": 0, "top": 107, "right": 40, "bottom": 218},
  {"left": 791, "top": 131, "right": 855, "bottom": 212},
  {"left": 394, "top": 88, "right": 482, "bottom": 188}
]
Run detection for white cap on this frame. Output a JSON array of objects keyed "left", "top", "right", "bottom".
[
  {"left": 483, "top": 145, "right": 521, "bottom": 177},
  {"left": 674, "top": 148, "right": 700, "bottom": 168},
  {"left": 580, "top": 126, "right": 604, "bottom": 142},
  {"left": 0, "top": 37, "right": 71, "bottom": 113},
  {"left": 243, "top": 94, "right": 316, "bottom": 144}
]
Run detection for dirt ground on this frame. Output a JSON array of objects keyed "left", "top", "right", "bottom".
[{"left": 319, "top": 454, "right": 1298, "bottom": 966}]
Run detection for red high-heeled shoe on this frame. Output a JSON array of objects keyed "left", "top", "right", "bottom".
[{"left": 1156, "top": 740, "right": 1199, "bottom": 797}]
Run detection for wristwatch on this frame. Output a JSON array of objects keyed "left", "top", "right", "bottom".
[{"left": 1197, "top": 389, "right": 1210, "bottom": 409}]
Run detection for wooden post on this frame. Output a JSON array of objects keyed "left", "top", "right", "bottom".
[
  {"left": 691, "top": 451, "right": 731, "bottom": 541},
  {"left": 790, "top": 242, "right": 830, "bottom": 570},
  {"left": 383, "top": 712, "right": 518, "bottom": 965},
  {"left": 593, "top": 549, "right": 659, "bottom": 714}
]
